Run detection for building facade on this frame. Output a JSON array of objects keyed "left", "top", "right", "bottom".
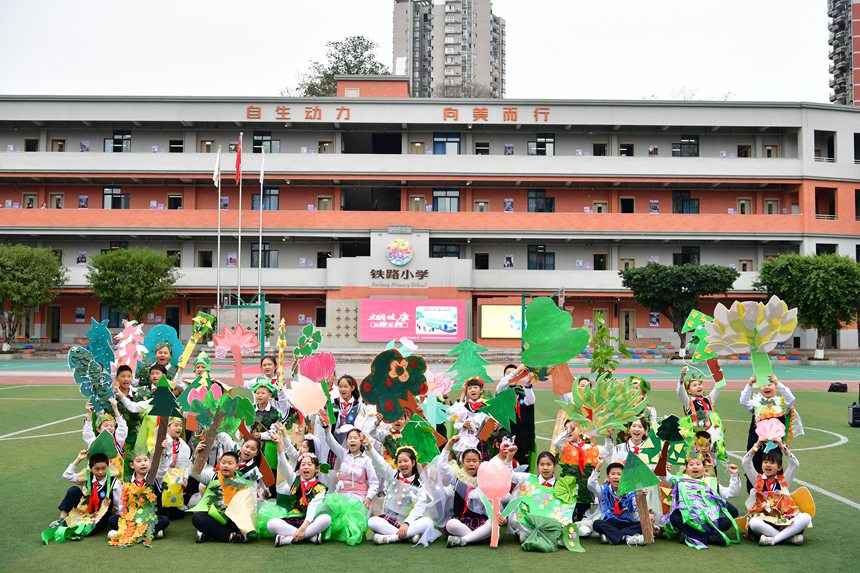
[
  {"left": 1, "top": 82, "right": 859, "bottom": 351},
  {"left": 393, "top": 0, "right": 505, "bottom": 98},
  {"left": 828, "top": 0, "right": 858, "bottom": 105}
]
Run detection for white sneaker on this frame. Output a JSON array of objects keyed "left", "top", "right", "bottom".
[
  {"left": 107, "top": 530, "right": 118, "bottom": 540},
  {"left": 446, "top": 535, "right": 463, "bottom": 548},
  {"left": 600, "top": 534, "right": 609, "bottom": 544},
  {"left": 195, "top": 531, "right": 207, "bottom": 543},
  {"left": 577, "top": 524, "right": 592, "bottom": 537},
  {"left": 373, "top": 534, "right": 393, "bottom": 545},
  {"left": 155, "top": 530, "right": 164, "bottom": 539},
  {"left": 759, "top": 535, "right": 775, "bottom": 546},
  {"left": 275, "top": 535, "right": 292, "bottom": 547},
  {"left": 788, "top": 534, "right": 804, "bottom": 545},
  {"left": 626, "top": 534, "right": 646, "bottom": 546},
  {"left": 310, "top": 534, "right": 322, "bottom": 544},
  {"left": 410, "top": 534, "right": 420, "bottom": 544},
  {"left": 518, "top": 532, "right": 529, "bottom": 544}
]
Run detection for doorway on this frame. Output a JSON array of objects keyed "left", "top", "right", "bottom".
[
  {"left": 620, "top": 310, "right": 637, "bottom": 342},
  {"left": 165, "top": 306, "right": 180, "bottom": 331},
  {"left": 46, "top": 305, "right": 61, "bottom": 343}
]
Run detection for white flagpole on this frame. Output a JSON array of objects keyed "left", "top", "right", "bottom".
[
  {"left": 214, "top": 145, "right": 222, "bottom": 329},
  {"left": 258, "top": 146, "right": 265, "bottom": 298},
  {"left": 237, "top": 132, "right": 243, "bottom": 325}
]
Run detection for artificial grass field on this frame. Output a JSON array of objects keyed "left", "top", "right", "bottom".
[{"left": 2, "top": 383, "right": 859, "bottom": 573}]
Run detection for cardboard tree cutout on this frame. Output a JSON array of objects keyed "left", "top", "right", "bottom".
[
  {"left": 704, "top": 295, "right": 797, "bottom": 386},
  {"left": 143, "top": 324, "right": 182, "bottom": 368},
  {"left": 290, "top": 322, "right": 323, "bottom": 372},
  {"left": 562, "top": 373, "right": 646, "bottom": 436},
  {"left": 617, "top": 450, "right": 661, "bottom": 544},
  {"left": 177, "top": 310, "right": 216, "bottom": 368},
  {"left": 361, "top": 349, "right": 428, "bottom": 423},
  {"left": 477, "top": 460, "right": 512, "bottom": 548},
  {"left": 521, "top": 297, "right": 590, "bottom": 369},
  {"left": 213, "top": 324, "right": 260, "bottom": 388},
  {"left": 114, "top": 319, "right": 147, "bottom": 367},
  {"left": 446, "top": 339, "right": 491, "bottom": 390},
  {"left": 186, "top": 383, "right": 255, "bottom": 474},
  {"left": 144, "top": 375, "right": 183, "bottom": 483},
  {"left": 654, "top": 415, "right": 685, "bottom": 476},
  {"left": 68, "top": 346, "right": 115, "bottom": 413},
  {"left": 682, "top": 309, "right": 725, "bottom": 388},
  {"left": 478, "top": 387, "right": 518, "bottom": 432},
  {"left": 400, "top": 415, "right": 442, "bottom": 463},
  {"left": 86, "top": 317, "right": 115, "bottom": 372}
]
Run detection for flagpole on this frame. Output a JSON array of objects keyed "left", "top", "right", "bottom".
[
  {"left": 215, "top": 146, "right": 222, "bottom": 331},
  {"left": 237, "top": 132, "right": 243, "bottom": 325},
  {"left": 258, "top": 146, "right": 264, "bottom": 298}
]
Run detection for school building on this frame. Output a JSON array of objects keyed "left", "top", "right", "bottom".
[{"left": 1, "top": 77, "right": 859, "bottom": 352}]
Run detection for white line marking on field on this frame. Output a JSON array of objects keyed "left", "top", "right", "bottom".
[
  {"left": 0, "top": 397, "right": 80, "bottom": 401},
  {"left": 722, "top": 419, "right": 849, "bottom": 453},
  {"left": 0, "top": 429, "right": 80, "bottom": 441},
  {"left": 0, "top": 415, "right": 82, "bottom": 440},
  {"left": 0, "top": 385, "right": 26, "bottom": 391}
]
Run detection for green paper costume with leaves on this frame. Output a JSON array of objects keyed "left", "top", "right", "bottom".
[
  {"left": 663, "top": 472, "right": 740, "bottom": 549},
  {"left": 680, "top": 411, "right": 727, "bottom": 461},
  {"left": 446, "top": 339, "right": 492, "bottom": 390},
  {"left": 135, "top": 325, "right": 182, "bottom": 387},
  {"left": 401, "top": 415, "right": 440, "bottom": 463},
  {"left": 563, "top": 373, "right": 646, "bottom": 436},
  {"left": 360, "top": 349, "right": 428, "bottom": 423},
  {"left": 521, "top": 297, "right": 590, "bottom": 368},
  {"left": 502, "top": 475, "right": 584, "bottom": 552}
]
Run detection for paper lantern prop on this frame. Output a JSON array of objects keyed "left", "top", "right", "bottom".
[
  {"left": 213, "top": 324, "right": 260, "bottom": 387},
  {"left": 478, "top": 387, "right": 518, "bottom": 432},
  {"left": 477, "top": 461, "right": 512, "bottom": 548},
  {"left": 446, "top": 339, "right": 491, "bottom": 390},
  {"left": 284, "top": 375, "right": 329, "bottom": 416},
  {"left": 681, "top": 309, "right": 725, "bottom": 388},
  {"left": 177, "top": 310, "right": 216, "bottom": 368},
  {"left": 704, "top": 295, "right": 797, "bottom": 385},
  {"left": 563, "top": 373, "right": 646, "bottom": 436},
  {"left": 114, "top": 319, "right": 147, "bottom": 367},
  {"left": 521, "top": 297, "right": 590, "bottom": 369},
  {"left": 617, "top": 451, "right": 660, "bottom": 544},
  {"left": 502, "top": 476, "right": 583, "bottom": 552},
  {"left": 68, "top": 346, "right": 115, "bottom": 413},
  {"left": 400, "top": 415, "right": 442, "bottom": 463},
  {"left": 361, "top": 349, "right": 427, "bottom": 423}
]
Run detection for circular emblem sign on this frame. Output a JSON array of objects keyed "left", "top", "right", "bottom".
[{"left": 387, "top": 239, "right": 413, "bottom": 266}]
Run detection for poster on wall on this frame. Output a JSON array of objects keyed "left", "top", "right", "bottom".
[
  {"left": 76, "top": 251, "right": 87, "bottom": 265},
  {"left": 649, "top": 312, "right": 660, "bottom": 327},
  {"left": 220, "top": 196, "right": 229, "bottom": 209},
  {"left": 74, "top": 307, "right": 86, "bottom": 323},
  {"left": 359, "top": 298, "right": 466, "bottom": 343},
  {"left": 226, "top": 252, "right": 237, "bottom": 267},
  {"left": 649, "top": 200, "right": 659, "bottom": 214},
  {"left": 78, "top": 195, "right": 88, "bottom": 209},
  {"left": 480, "top": 305, "right": 522, "bottom": 339},
  {"left": 503, "top": 198, "right": 514, "bottom": 212},
  {"left": 503, "top": 254, "right": 513, "bottom": 268}
]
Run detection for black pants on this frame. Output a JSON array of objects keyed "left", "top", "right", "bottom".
[
  {"left": 573, "top": 502, "right": 591, "bottom": 523},
  {"left": 669, "top": 502, "right": 738, "bottom": 546},
  {"left": 107, "top": 513, "right": 170, "bottom": 534},
  {"left": 57, "top": 487, "right": 112, "bottom": 533},
  {"left": 593, "top": 518, "right": 641, "bottom": 545},
  {"left": 191, "top": 512, "right": 240, "bottom": 542},
  {"left": 745, "top": 416, "right": 762, "bottom": 492}
]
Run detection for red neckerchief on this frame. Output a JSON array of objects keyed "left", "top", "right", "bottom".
[
  {"left": 541, "top": 479, "right": 554, "bottom": 487},
  {"left": 689, "top": 396, "right": 712, "bottom": 422},
  {"left": 466, "top": 400, "right": 485, "bottom": 412},
  {"left": 628, "top": 440, "right": 642, "bottom": 456},
  {"left": 337, "top": 399, "right": 354, "bottom": 423},
  {"left": 398, "top": 475, "right": 414, "bottom": 485},
  {"left": 606, "top": 485, "right": 623, "bottom": 516},
  {"left": 88, "top": 475, "right": 106, "bottom": 514},
  {"left": 170, "top": 438, "right": 180, "bottom": 466},
  {"left": 575, "top": 440, "right": 586, "bottom": 473},
  {"left": 460, "top": 486, "right": 473, "bottom": 517},
  {"left": 299, "top": 478, "right": 319, "bottom": 506},
  {"left": 133, "top": 478, "right": 146, "bottom": 487}
]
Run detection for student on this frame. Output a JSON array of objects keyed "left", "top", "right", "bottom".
[
  {"left": 367, "top": 444, "right": 437, "bottom": 545},
  {"left": 589, "top": 456, "right": 645, "bottom": 546},
  {"left": 692, "top": 431, "right": 718, "bottom": 478},
  {"left": 741, "top": 437, "right": 810, "bottom": 546},
  {"left": 244, "top": 355, "right": 279, "bottom": 389},
  {"left": 190, "top": 451, "right": 255, "bottom": 543},
  {"left": 662, "top": 451, "right": 741, "bottom": 549},
  {"left": 249, "top": 379, "right": 291, "bottom": 474},
  {"left": 496, "top": 364, "right": 536, "bottom": 469},
  {"left": 448, "top": 377, "right": 492, "bottom": 460},
  {"left": 154, "top": 417, "right": 191, "bottom": 514},
  {"left": 195, "top": 435, "right": 266, "bottom": 497},
  {"left": 603, "top": 417, "right": 649, "bottom": 465},
  {"left": 107, "top": 450, "right": 169, "bottom": 542},
  {"left": 630, "top": 376, "right": 658, "bottom": 428},
  {"left": 507, "top": 451, "right": 561, "bottom": 542},
  {"left": 553, "top": 419, "right": 600, "bottom": 523},
  {"left": 370, "top": 412, "right": 407, "bottom": 463},
  {"left": 677, "top": 365, "right": 721, "bottom": 428},
  {"left": 322, "top": 424, "right": 379, "bottom": 507},
  {"left": 82, "top": 397, "right": 127, "bottom": 477},
  {"left": 436, "top": 436, "right": 493, "bottom": 548},
  {"left": 49, "top": 449, "right": 123, "bottom": 537},
  {"left": 266, "top": 433, "right": 331, "bottom": 545}
]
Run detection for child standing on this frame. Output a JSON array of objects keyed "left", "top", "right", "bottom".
[
  {"left": 496, "top": 364, "right": 536, "bottom": 469},
  {"left": 449, "top": 377, "right": 492, "bottom": 461},
  {"left": 82, "top": 397, "right": 127, "bottom": 478},
  {"left": 677, "top": 365, "right": 721, "bottom": 429},
  {"left": 250, "top": 379, "right": 291, "bottom": 474},
  {"left": 588, "top": 456, "right": 645, "bottom": 546},
  {"left": 553, "top": 419, "right": 600, "bottom": 523}
]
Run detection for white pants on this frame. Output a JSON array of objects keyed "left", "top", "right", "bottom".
[
  {"left": 748, "top": 513, "right": 811, "bottom": 544},
  {"left": 368, "top": 516, "right": 435, "bottom": 542},
  {"left": 445, "top": 518, "right": 492, "bottom": 544},
  {"left": 267, "top": 515, "right": 332, "bottom": 540}
]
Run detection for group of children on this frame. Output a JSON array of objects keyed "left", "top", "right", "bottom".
[{"left": 46, "top": 350, "right": 812, "bottom": 551}]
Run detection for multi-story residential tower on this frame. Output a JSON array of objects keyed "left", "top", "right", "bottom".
[
  {"left": 394, "top": 0, "right": 505, "bottom": 98},
  {"left": 828, "top": 0, "right": 857, "bottom": 105}
]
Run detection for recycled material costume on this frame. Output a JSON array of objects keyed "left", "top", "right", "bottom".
[
  {"left": 504, "top": 474, "right": 583, "bottom": 552},
  {"left": 188, "top": 467, "right": 257, "bottom": 542},
  {"left": 661, "top": 464, "right": 741, "bottom": 549},
  {"left": 553, "top": 431, "right": 600, "bottom": 522}
]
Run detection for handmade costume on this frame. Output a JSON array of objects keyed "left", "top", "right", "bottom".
[
  {"left": 432, "top": 452, "right": 492, "bottom": 546},
  {"left": 553, "top": 431, "right": 600, "bottom": 521},
  {"left": 662, "top": 467, "right": 741, "bottom": 549},
  {"left": 587, "top": 471, "right": 641, "bottom": 545},
  {"left": 740, "top": 383, "right": 803, "bottom": 489},
  {"left": 261, "top": 448, "right": 331, "bottom": 544},
  {"left": 107, "top": 474, "right": 169, "bottom": 546},
  {"left": 449, "top": 398, "right": 491, "bottom": 460},
  {"left": 188, "top": 467, "right": 257, "bottom": 542},
  {"left": 250, "top": 379, "right": 291, "bottom": 473},
  {"left": 602, "top": 436, "right": 664, "bottom": 520},
  {"left": 504, "top": 474, "right": 583, "bottom": 552},
  {"left": 496, "top": 372, "right": 536, "bottom": 469},
  {"left": 677, "top": 374, "right": 721, "bottom": 429},
  {"left": 82, "top": 413, "right": 128, "bottom": 478}
]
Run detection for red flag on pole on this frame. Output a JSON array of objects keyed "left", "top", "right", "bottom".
[{"left": 235, "top": 133, "right": 243, "bottom": 185}]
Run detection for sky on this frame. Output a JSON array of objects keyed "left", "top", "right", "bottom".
[{"left": 0, "top": 0, "right": 831, "bottom": 102}]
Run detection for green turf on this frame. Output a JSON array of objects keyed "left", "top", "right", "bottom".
[{"left": 1, "top": 385, "right": 858, "bottom": 572}]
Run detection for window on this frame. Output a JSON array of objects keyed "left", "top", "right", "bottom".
[
  {"left": 409, "top": 195, "right": 426, "bottom": 212},
  {"left": 475, "top": 141, "right": 489, "bottom": 155},
  {"left": 619, "top": 197, "right": 634, "bottom": 213},
  {"left": 166, "top": 250, "right": 181, "bottom": 267},
  {"left": 316, "top": 196, "right": 333, "bottom": 211},
  {"left": 251, "top": 242, "right": 278, "bottom": 268},
  {"left": 411, "top": 141, "right": 426, "bottom": 155},
  {"left": 764, "top": 199, "right": 780, "bottom": 215},
  {"left": 24, "top": 139, "right": 39, "bottom": 152},
  {"left": 593, "top": 253, "right": 608, "bottom": 270},
  {"left": 672, "top": 135, "right": 699, "bottom": 157},
  {"left": 433, "top": 133, "right": 460, "bottom": 155},
  {"left": 168, "top": 139, "right": 184, "bottom": 153},
  {"left": 620, "top": 258, "right": 635, "bottom": 270},
  {"left": 102, "top": 187, "right": 129, "bottom": 209},
  {"left": 474, "top": 252, "right": 489, "bottom": 270},
  {"left": 736, "top": 198, "right": 752, "bottom": 215},
  {"left": 619, "top": 143, "right": 634, "bottom": 157},
  {"left": 433, "top": 189, "right": 460, "bottom": 212},
  {"left": 105, "top": 130, "right": 131, "bottom": 153},
  {"left": 344, "top": 88, "right": 360, "bottom": 98},
  {"left": 527, "top": 244, "right": 555, "bottom": 270},
  {"left": 198, "top": 250, "right": 213, "bottom": 268},
  {"left": 48, "top": 192, "right": 64, "bottom": 209},
  {"left": 109, "top": 241, "right": 128, "bottom": 250},
  {"left": 167, "top": 194, "right": 183, "bottom": 210},
  {"left": 22, "top": 192, "right": 37, "bottom": 209},
  {"left": 431, "top": 244, "right": 461, "bottom": 258},
  {"left": 856, "top": 189, "right": 860, "bottom": 221},
  {"left": 527, "top": 134, "right": 555, "bottom": 156},
  {"left": 316, "top": 251, "right": 331, "bottom": 269},
  {"left": 737, "top": 144, "right": 752, "bottom": 158},
  {"left": 315, "top": 307, "right": 327, "bottom": 328},
  {"left": 673, "top": 246, "right": 700, "bottom": 265},
  {"left": 318, "top": 141, "right": 333, "bottom": 154},
  {"left": 51, "top": 139, "right": 65, "bottom": 152},
  {"left": 593, "top": 143, "right": 607, "bottom": 156},
  {"left": 200, "top": 139, "right": 215, "bottom": 153},
  {"left": 738, "top": 258, "right": 754, "bottom": 272},
  {"left": 816, "top": 243, "right": 837, "bottom": 255},
  {"left": 672, "top": 191, "right": 699, "bottom": 214},
  {"left": 528, "top": 189, "right": 555, "bottom": 213},
  {"left": 763, "top": 144, "right": 779, "bottom": 158},
  {"left": 100, "top": 304, "right": 124, "bottom": 328},
  {"left": 815, "top": 187, "right": 836, "bottom": 219},
  {"left": 813, "top": 130, "right": 836, "bottom": 162},
  {"left": 474, "top": 200, "right": 489, "bottom": 212},
  {"left": 252, "top": 187, "right": 279, "bottom": 210},
  {"left": 592, "top": 201, "right": 608, "bottom": 214},
  {"left": 252, "top": 131, "right": 280, "bottom": 154}
]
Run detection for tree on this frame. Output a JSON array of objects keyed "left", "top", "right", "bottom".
[
  {"left": 447, "top": 339, "right": 491, "bottom": 388},
  {"left": 432, "top": 81, "right": 495, "bottom": 98},
  {"left": 144, "top": 375, "right": 182, "bottom": 482},
  {"left": 588, "top": 311, "right": 631, "bottom": 378},
  {"left": 87, "top": 248, "right": 179, "bottom": 321},
  {"left": 0, "top": 244, "right": 67, "bottom": 343},
  {"left": 296, "top": 36, "right": 389, "bottom": 97},
  {"left": 619, "top": 263, "right": 739, "bottom": 350},
  {"left": 754, "top": 253, "right": 860, "bottom": 358}
]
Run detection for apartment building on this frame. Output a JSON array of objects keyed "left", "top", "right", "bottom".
[{"left": 828, "top": 0, "right": 858, "bottom": 105}]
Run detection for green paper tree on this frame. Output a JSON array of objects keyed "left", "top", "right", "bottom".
[
  {"left": 617, "top": 451, "right": 660, "bottom": 495},
  {"left": 681, "top": 309, "right": 718, "bottom": 362},
  {"left": 478, "top": 387, "right": 518, "bottom": 431},
  {"left": 185, "top": 384, "right": 255, "bottom": 474},
  {"left": 521, "top": 297, "right": 590, "bottom": 369},
  {"left": 88, "top": 428, "right": 119, "bottom": 460},
  {"left": 144, "top": 375, "right": 182, "bottom": 482},
  {"left": 86, "top": 317, "right": 115, "bottom": 372},
  {"left": 446, "top": 339, "right": 491, "bottom": 389},
  {"left": 361, "top": 349, "right": 428, "bottom": 422},
  {"left": 654, "top": 415, "right": 684, "bottom": 476},
  {"left": 290, "top": 322, "right": 323, "bottom": 374},
  {"left": 400, "top": 415, "right": 440, "bottom": 463},
  {"left": 563, "top": 373, "right": 645, "bottom": 436},
  {"left": 68, "top": 346, "right": 115, "bottom": 413}
]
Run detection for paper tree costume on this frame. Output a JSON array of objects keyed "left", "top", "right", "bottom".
[{"left": 502, "top": 475, "right": 584, "bottom": 552}]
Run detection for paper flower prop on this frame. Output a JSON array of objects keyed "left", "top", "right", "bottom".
[
  {"left": 114, "top": 319, "right": 147, "bottom": 367},
  {"left": 477, "top": 461, "right": 513, "bottom": 548},
  {"left": 424, "top": 370, "right": 454, "bottom": 397},
  {"left": 563, "top": 373, "right": 646, "bottom": 436},
  {"left": 446, "top": 339, "right": 491, "bottom": 390},
  {"left": 521, "top": 297, "right": 590, "bottom": 368},
  {"left": 553, "top": 476, "right": 579, "bottom": 504},
  {"left": 213, "top": 324, "right": 260, "bottom": 387},
  {"left": 756, "top": 418, "right": 786, "bottom": 443},
  {"left": 361, "top": 349, "right": 427, "bottom": 423},
  {"left": 177, "top": 310, "right": 216, "bottom": 368},
  {"left": 68, "top": 346, "right": 115, "bottom": 413},
  {"left": 284, "top": 375, "right": 329, "bottom": 416},
  {"left": 299, "top": 352, "right": 336, "bottom": 383}
]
